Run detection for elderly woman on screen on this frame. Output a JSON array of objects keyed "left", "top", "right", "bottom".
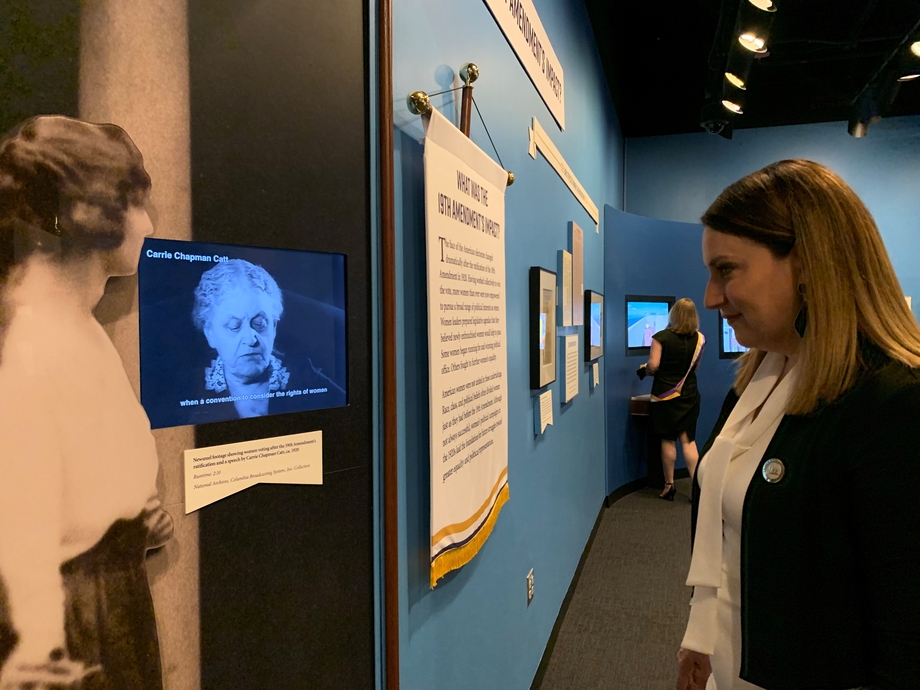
[
  {"left": 677, "top": 160, "right": 920, "bottom": 690},
  {"left": 192, "top": 259, "right": 291, "bottom": 419}
]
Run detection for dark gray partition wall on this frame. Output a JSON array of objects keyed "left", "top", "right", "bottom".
[
  {"left": 0, "top": 1, "right": 80, "bottom": 133},
  {"left": 189, "top": 1, "right": 375, "bottom": 689}
]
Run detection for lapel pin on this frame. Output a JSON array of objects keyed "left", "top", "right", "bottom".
[{"left": 762, "top": 458, "right": 786, "bottom": 484}]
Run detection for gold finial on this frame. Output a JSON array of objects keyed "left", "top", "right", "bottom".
[
  {"left": 506, "top": 171, "right": 515, "bottom": 187},
  {"left": 407, "top": 91, "right": 432, "bottom": 116},
  {"left": 460, "top": 63, "right": 480, "bottom": 86}
]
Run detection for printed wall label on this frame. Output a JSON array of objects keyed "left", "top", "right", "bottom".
[{"left": 185, "top": 431, "right": 323, "bottom": 512}]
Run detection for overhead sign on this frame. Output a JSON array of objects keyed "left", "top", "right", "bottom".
[
  {"left": 483, "top": 0, "right": 565, "bottom": 129},
  {"left": 529, "top": 117, "right": 599, "bottom": 230}
]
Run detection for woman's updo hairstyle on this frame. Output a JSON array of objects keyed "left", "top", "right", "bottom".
[{"left": 0, "top": 115, "right": 151, "bottom": 285}]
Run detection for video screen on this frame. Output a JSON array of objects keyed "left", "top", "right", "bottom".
[
  {"left": 720, "top": 314, "right": 749, "bottom": 359},
  {"left": 138, "top": 238, "right": 347, "bottom": 429},
  {"left": 585, "top": 290, "right": 604, "bottom": 361},
  {"left": 626, "top": 301, "right": 671, "bottom": 348},
  {"left": 590, "top": 302, "right": 602, "bottom": 348}
]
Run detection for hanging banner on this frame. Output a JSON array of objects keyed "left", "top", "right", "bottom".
[
  {"left": 424, "top": 107, "right": 510, "bottom": 588},
  {"left": 483, "top": 0, "right": 565, "bottom": 129}
]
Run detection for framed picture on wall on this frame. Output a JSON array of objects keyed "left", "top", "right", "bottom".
[
  {"left": 584, "top": 290, "right": 604, "bottom": 361},
  {"left": 530, "top": 267, "right": 557, "bottom": 389}
]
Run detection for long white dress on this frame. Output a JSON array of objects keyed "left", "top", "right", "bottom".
[
  {"left": 0, "top": 273, "right": 159, "bottom": 661},
  {"left": 681, "top": 353, "right": 796, "bottom": 690}
]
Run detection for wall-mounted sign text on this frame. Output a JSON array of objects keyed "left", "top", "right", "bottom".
[{"left": 483, "top": 0, "right": 565, "bottom": 129}]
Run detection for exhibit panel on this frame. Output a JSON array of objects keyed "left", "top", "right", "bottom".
[
  {"left": 189, "top": 0, "right": 376, "bottom": 688},
  {"left": 0, "top": 1, "right": 378, "bottom": 689},
  {"left": 390, "top": 0, "right": 619, "bottom": 687}
]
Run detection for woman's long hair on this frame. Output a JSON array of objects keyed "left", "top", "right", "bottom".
[
  {"left": 668, "top": 298, "right": 699, "bottom": 334},
  {"left": 702, "top": 159, "right": 920, "bottom": 414}
]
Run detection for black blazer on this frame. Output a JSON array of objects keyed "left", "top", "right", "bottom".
[{"left": 691, "top": 347, "right": 920, "bottom": 690}]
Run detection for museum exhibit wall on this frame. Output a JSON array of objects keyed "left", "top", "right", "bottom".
[
  {"left": 1, "top": 1, "right": 378, "bottom": 689},
  {"left": 188, "top": 1, "right": 376, "bottom": 688},
  {"left": 623, "top": 116, "right": 920, "bottom": 309},
  {"left": 391, "top": 0, "right": 623, "bottom": 687},
  {"left": 603, "top": 209, "right": 736, "bottom": 494}
]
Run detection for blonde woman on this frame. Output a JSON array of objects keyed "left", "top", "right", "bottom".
[
  {"left": 641, "top": 298, "right": 705, "bottom": 500},
  {"left": 677, "top": 160, "right": 920, "bottom": 689}
]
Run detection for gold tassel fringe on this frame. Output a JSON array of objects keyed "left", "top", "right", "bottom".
[{"left": 430, "top": 483, "right": 510, "bottom": 589}]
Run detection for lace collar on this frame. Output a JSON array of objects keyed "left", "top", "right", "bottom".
[{"left": 204, "top": 356, "right": 290, "bottom": 393}]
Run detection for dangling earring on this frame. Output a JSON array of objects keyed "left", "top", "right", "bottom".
[
  {"left": 52, "top": 216, "right": 62, "bottom": 236},
  {"left": 794, "top": 283, "right": 807, "bottom": 338}
]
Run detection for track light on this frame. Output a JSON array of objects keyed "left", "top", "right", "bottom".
[
  {"left": 890, "top": 43, "right": 920, "bottom": 82},
  {"left": 739, "top": 33, "right": 767, "bottom": 53},
  {"left": 734, "top": 0, "right": 776, "bottom": 55},
  {"left": 721, "top": 80, "right": 746, "bottom": 114},
  {"left": 725, "top": 45, "right": 754, "bottom": 89},
  {"left": 725, "top": 73, "right": 745, "bottom": 88},
  {"left": 848, "top": 88, "right": 881, "bottom": 138}
]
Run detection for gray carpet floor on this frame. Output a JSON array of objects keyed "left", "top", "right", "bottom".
[{"left": 536, "top": 478, "right": 693, "bottom": 690}]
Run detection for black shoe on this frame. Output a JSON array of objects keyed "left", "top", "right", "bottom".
[{"left": 659, "top": 482, "right": 676, "bottom": 501}]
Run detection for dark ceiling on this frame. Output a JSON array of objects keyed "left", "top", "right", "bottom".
[{"left": 585, "top": 0, "right": 920, "bottom": 138}]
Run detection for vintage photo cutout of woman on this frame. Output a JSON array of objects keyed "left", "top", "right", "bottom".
[{"left": 0, "top": 116, "right": 171, "bottom": 689}]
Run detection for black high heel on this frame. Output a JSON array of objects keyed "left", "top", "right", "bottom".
[{"left": 659, "top": 482, "right": 676, "bottom": 501}]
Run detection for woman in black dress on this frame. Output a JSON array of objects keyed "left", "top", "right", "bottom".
[{"left": 641, "top": 298, "right": 705, "bottom": 500}]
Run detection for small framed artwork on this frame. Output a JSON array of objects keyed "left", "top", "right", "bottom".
[
  {"left": 585, "top": 290, "right": 604, "bottom": 361},
  {"left": 530, "top": 266, "right": 557, "bottom": 389}
]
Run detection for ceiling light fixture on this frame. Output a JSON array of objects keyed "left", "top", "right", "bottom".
[
  {"left": 725, "top": 44, "right": 755, "bottom": 90},
  {"left": 739, "top": 32, "right": 767, "bottom": 53},
  {"left": 747, "top": 0, "right": 777, "bottom": 12},
  {"left": 734, "top": 0, "right": 777, "bottom": 56},
  {"left": 726, "top": 72, "right": 746, "bottom": 89},
  {"left": 898, "top": 73, "right": 920, "bottom": 82},
  {"left": 848, "top": 88, "right": 881, "bottom": 138},
  {"left": 721, "top": 80, "right": 746, "bottom": 114},
  {"left": 912, "top": 41, "right": 920, "bottom": 57}
]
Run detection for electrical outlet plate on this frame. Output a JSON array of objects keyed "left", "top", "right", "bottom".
[{"left": 526, "top": 568, "right": 534, "bottom": 606}]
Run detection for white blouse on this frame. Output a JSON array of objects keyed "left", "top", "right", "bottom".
[
  {"left": 682, "top": 353, "right": 797, "bottom": 689},
  {"left": 0, "top": 283, "right": 159, "bottom": 660}
]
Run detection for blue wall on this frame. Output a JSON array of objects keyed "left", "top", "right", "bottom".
[
  {"left": 623, "top": 116, "right": 920, "bottom": 310},
  {"left": 392, "top": 0, "right": 623, "bottom": 688},
  {"left": 603, "top": 208, "right": 736, "bottom": 494}
]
